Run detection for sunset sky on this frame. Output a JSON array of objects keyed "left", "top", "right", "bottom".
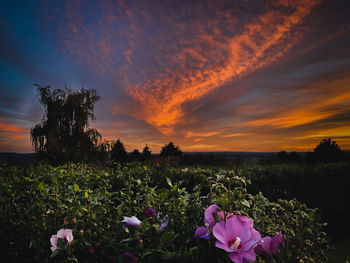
[{"left": 1, "top": 0, "right": 350, "bottom": 153}]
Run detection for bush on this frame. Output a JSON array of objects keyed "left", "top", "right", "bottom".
[
  {"left": 0, "top": 163, "right": 330, "bottom": 262},
  {"left": 243, "top": 162, "right": 350, "bottom": 239}
]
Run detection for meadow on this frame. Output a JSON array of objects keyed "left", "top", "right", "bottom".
[{"left": 0, "top": 161, "right": 349, "bottom": 263}]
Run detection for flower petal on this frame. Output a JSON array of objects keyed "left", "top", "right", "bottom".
[
  {"left": 57, "top": 229, "right": 73, "bottom": 243},
  {"left": 229, "top": 252, "right": 243, "bottom": 263},
  {"left": 122, "top": 216, "right": 141, "bottom": 227},
  {"left": 215, "top": 240, "right": 233, "bottom": 253},
  {"left": 204, "top": 204, "right": 218, "bottom": 227},
  {"left": 213, "top": 220, "right": 228, "bottom": 245},
  {"left": 194, "top": 226, "right": 210, "bottom": 238}
]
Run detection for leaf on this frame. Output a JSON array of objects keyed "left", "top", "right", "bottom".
[
  {"left": 241, "top": 200, "right": 250, "bottom": 208},
  {"left": 166, "top": 177, "right": 173, "bottom": 187},
  {"left": 51, "top": 249, "right": 61, "bottom": 258},
  {"left": 73, "top": 183, "right": 79, "bottom": 192},
  {"left": 37, "top": 182, "right": 45, "bottom": 191},
  {"left": 120, "top": 238, "right": 134, "bottom": 243}
]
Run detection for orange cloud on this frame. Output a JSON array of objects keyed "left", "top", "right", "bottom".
[
  {"left": 0, "top": 121, "right": 26, "bottom": 133},
  {"left": 242, "top": 75, "right": 350, "bottom": 128},
  {"left": 222, "top": 133, "right": 251, "bottom": 138},
  {"left": 125, "top": 0, "right": 321, "bottom": 133},
  {"left": 185, "top": 131, "right": 219, "bottom": 138}
]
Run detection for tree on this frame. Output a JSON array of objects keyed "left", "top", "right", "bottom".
[
  {"left": 160, "top": 142, "right": 183, "bottom": 157},
  {"left": 313, "top": 138, "right": 345, "bottom": 163},
  {"left": 30, "top": 84, "right": 101, "bottom": 163},
  {"left": 142, "top": 144, "right": 152, "bottom": 160},
  {"left": 111, "top": 139, "right": 127, "bottom": 162},
  {"left": 129, "top": 149, "right": 141, "bottom": 161}
]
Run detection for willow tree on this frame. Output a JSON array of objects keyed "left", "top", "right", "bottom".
[{"left": 30, "top": 84, "right": 101, "bottom": 163}]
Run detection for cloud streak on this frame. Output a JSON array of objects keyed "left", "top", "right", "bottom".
[{"left": 124, "top": 0, "right": 321, "bottom": 133}]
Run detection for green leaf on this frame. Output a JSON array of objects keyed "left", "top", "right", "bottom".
[
  {"left": 166, "top": 177, "right": 173, "bottom": 187},
  {"left": 51, "top": 249, "right": 61, "bottom": 258},
  {"left": 241, "top": 200, "right": 250, "bottom": 208},
  {"left": 73, "top": 183, "right": 79, "bottom": 192},
  {"left": 37, "top": 182, "right": 44, "bottom": 191}
]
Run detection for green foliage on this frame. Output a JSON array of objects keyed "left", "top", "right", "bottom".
[
  {"left": 0, "top": 163, "right": 330, "bottom": 262},
  {"left": 243, "top": 162, "right": 350, "bottom": 239},
  {"left": 30, "top": 84, "right": 102, "bottom": 163}
]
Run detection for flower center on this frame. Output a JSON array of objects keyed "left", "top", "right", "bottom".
[{"left": 229, "top": 237, "right": 241, "bottom": 250}]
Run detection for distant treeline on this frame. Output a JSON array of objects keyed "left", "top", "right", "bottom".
[{"left": 27, "top": 84, "right": 348, "bottom": 165}]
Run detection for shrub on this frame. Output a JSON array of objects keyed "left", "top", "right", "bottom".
[{"left": 0, "top": 163, "right": 330, "bottom": 262}]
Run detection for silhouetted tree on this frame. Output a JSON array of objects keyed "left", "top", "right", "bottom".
[
  {"left": 30, "top": 84, "right": 101, "bottom": 163},
  {"left": 142, "top": 145, "right": 152, "bottom": 161},
  {"left": 129, "top": 149, "right": 141, "bottom": 161},
  {"left": 160, "top": 142, "right": 183, "bottom": 157},
  {"left": 111, "top": 139, "right": 127, "bottom": 162},
  {"left": 96, "top": 140, "right": 112, "bottom": 163},
  {"left": 313, "top": 138, "right": 345, "bottom": 163}
]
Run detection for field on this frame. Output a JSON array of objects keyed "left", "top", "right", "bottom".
[{"left": 0, "top": 162, "right": 349, "bottom": 262}]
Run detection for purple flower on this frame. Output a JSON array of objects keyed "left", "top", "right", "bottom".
[
  {"left": 204, "top": 204, "right": 218, "bottom": 227},
  {"left": 123, "top": 251, "right": 137, "bottom": 262},
  {"left": 50, "top": 228, "right": 74, "bottom": 252},
  {"left": 194, "top": 204, "right": 218, "bottom": 239},
  {"left": 159, "top": 215, "right": 170, "bottom": 231},
  {"left": 256, "top": 232, "right": 284, "bottom": 256},
  {"left": 122, "top": 216, "right": 141, "bottom": 227},
  {"left": 217, "top": 211, "right": 234, "bottom": 221},
  {"left": 213, "top": 215, "right": 261, "bottom": 263},
  {"left": 143, "top": 207, "right": 156, "bottom": 218}
]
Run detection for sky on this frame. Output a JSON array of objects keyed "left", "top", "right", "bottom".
[{"left": 0, "top": 0, "right": 350, "bottom": 153}]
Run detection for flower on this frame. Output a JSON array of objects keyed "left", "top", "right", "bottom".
[
  {"left": 213, "top": 215, "right": 261, "bottom": 263},
  {"left": 57, "top": 228, "right": 74, "bottom": 243},
  {"left": 50, "top": 235, "right": 58, "bottom": 252},
  {"left": 142, "top": 207, "right": 156, "bottom": 218},
  {"left": 50, "top": 228, "right": 73, "bottom": 252},
  {"left": 194, "top": 204, "right": 218, "bottom": 239},
  {"left": 217, "top": 211, "right": 234, "bottom": 221},
  {"left": 204, "top": 204, "right": 218, "bottom": 227},
  {"left": 256, "top": 232, "right": 284, "bottom": 256},
  {"left": 159, "top": 215, "right": 170, "bottom": 231},
  {"left": 123, "top": 251, "right": 137, "bottom": 262},
  {"left": 122, "top": 216, "right": 141, "bottom": 227}
]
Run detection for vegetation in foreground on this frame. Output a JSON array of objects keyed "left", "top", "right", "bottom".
[{"left": 0, "top": 163, "right": 331, "bottom": 262}]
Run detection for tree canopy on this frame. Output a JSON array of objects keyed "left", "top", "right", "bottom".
[
  {"left": 160, "top": 141, "right": 183, "bottom": 157},
  {"left": 312, "top": 138, "right": 345, "bottom": 163},
  {"left": 30, "top": 84, "right": 101, "bottom": 163},
  {"left": 142, "top": 145, "right": 152, "bottom": 160},
  {"left": 111, "top": 139, "right": 127, "bottom": 162}
]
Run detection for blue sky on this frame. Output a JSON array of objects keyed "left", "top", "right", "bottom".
[{"left": 1, "top": 0, "right": 350, "bottom": 153}]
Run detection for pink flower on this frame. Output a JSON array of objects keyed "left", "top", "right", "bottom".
[
  {"left": 123, "top": 251, "right": 137, "bottom": 262},
  {"left": 50, "top": 235, "right": 58, "bottom": 252},
  {"left": 194, "top": 204, "right": 218, "bottom": 239},
  {"left": 256, "top": 232, "right": 284, "bottom": 256},
  {"left": 50, "top": 228, "right": 74, "bottom": 252},
  {"left": 57, "top": 229, "right": 74, "bottom": 243},
  {"left": 213, "top": 215, "right": 261, "bottom": 263}
]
